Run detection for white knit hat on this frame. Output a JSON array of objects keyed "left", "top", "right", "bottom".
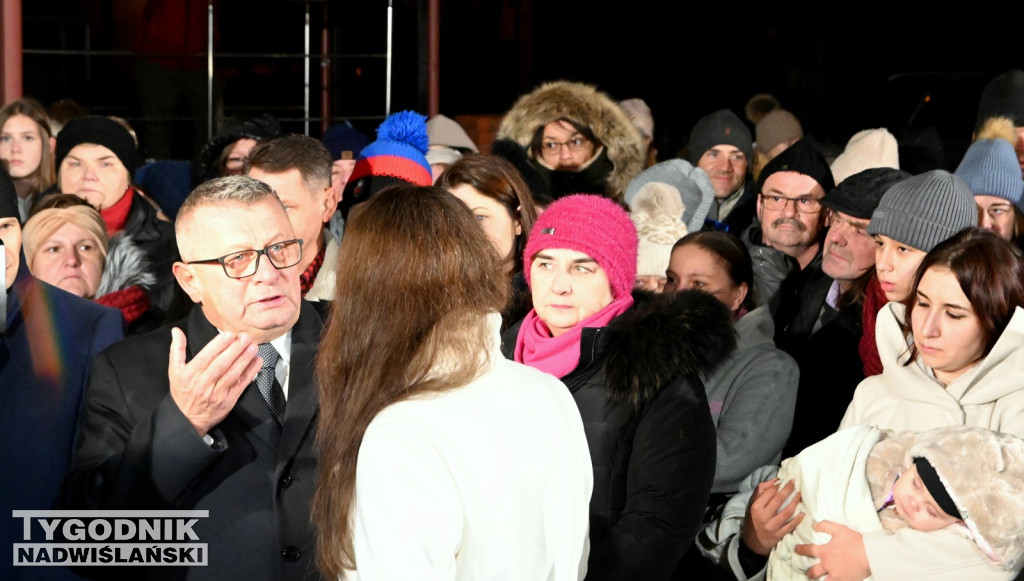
[
  {"left": 630, "top": 182, "right": 689, "bottom": 277},
  {"left": 830, "top": 128, "right": 900, "bottom": 185}
]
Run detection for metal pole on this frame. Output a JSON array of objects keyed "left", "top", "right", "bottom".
[
  {"left": 1, "top": 0, "right": 23, "bottom": 103},
  {"left": 427, "top": 0, "right": 439, "bottom": 116},
  {"left": 320, "top": 3, "right": 330, "bottom": 135},
  {"left": 304, "top": 2, "right": 310, "bottom": 135},
  {"left": 386, "top": 0, "right": 393, "bottom": 117},
  {"left": 207, "top": 1, "right": 214, "bottom": 140}
]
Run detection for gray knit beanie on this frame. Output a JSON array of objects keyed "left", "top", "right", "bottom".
[
  {"left": 686, "top": 109, "right": 753, "bottom": 166},
  {"left": 866, "top": 170, "right": 978, "bottom": 252},
  {"left": 955, "top": 138, "right": 1024, "bottom": 210}
]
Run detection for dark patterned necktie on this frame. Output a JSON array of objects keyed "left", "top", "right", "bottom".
[{"left": 256, "top": 343, "right": 287, "bottom": 424}]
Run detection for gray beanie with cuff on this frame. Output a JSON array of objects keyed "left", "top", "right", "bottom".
[{"left": 866, "top": 170, "right": 978, "bottom": 252}]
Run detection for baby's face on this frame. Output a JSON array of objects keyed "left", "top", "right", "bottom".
[{"left": 892, "top": 464, "right": 963, "bottom": 531}]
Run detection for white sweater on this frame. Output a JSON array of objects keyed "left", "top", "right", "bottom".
[{"left": 347, "top": 313, "right": 594, "bottom": 581}]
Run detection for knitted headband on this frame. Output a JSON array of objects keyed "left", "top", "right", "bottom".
[
  {"left": 22, "top": 205, "right": 109, "bottom": 263},
  {"left": 913, "top": 457, "right": 961, "bottom": 519},
  {"left": 56, "top": 116, "right": 140, "bottom": 173},
  {"left": 524, "top": 194, "right": 638, "bottom": 299}
]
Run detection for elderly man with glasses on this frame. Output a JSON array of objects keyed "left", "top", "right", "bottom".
[
  {"left": 739, "top": 136, "right": 835, "bottom": 313},
  {"left": 61, "top": 175, "right": 324, "bottom": 581}
]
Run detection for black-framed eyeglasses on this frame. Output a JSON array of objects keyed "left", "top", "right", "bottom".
[
  {"left": 760, "top": 193, "right": 822, "bottom": 214},
  {"left": 186, "top": 239, "right": 304, "bottom": 279}
]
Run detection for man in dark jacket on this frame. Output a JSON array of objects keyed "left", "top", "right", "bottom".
[
  {"left": 60, "top": 176, "right": 323, "bottom": 580},
  {"left": 776, "top": 167, "right": 909, "bottom": 458},
  {"left": 689, "top": 109, "right": 758, "bottom": 234},
  {"left": 0, "top": 167, "right": 125, "bottom": 581}
]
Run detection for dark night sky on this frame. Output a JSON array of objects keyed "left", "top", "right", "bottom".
[{"left": 20, "top": 0, "right": 1021, "bottom": 166}]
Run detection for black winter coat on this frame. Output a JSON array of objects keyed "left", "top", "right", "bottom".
[{"left": 503, "top": 290, "right": 735, "bottom": 581}]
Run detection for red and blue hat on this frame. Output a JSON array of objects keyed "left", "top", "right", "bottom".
[{"left": 340, "top": 111, "right": 433, "bottom": 219}]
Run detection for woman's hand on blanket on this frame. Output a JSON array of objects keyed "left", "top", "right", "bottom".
[
  {"left": 741, "top": 478, "right": 804, "bottom": 555},
  {"left": 796, "top": 521, "right": 869, "bottom": 581}
]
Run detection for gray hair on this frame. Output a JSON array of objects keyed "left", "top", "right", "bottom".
[{"left": 175, "top": 176, "right": 286, "bottom": 254}]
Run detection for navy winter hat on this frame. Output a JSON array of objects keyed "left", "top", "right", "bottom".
[{"left": 322, "top": 123, "right": 370, "bottom": 162}]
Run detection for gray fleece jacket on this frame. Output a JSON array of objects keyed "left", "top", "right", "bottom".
[{"left": 701, "top": 304, "right": 799, "bottom": 493}]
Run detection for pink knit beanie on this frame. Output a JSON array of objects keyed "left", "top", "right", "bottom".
[{"left": 523, "top": 194, "right": 639, "bottom": 299}]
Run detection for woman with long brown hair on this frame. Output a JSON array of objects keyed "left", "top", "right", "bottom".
[
  {"left": 313, "top": 185, "right": 592, "bottom": 580},
  {"left": 437, "top": 152, "right": 539, "bottom": 329},
  {"left": 0, "top": 97, "right": 56, "bottom": 219}
]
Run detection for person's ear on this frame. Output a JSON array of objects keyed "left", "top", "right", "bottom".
[
  {"left": 172, "top": 262, "right": 203, "bottom": 304},
  {"left": 320, "top": 185, "right": 337, "bottom": 223},
  {"left": 730, "top": 282, "right": 749, "bottom": 313},
  {"left": 48, "top": 136, "right": 56, "bottom": 153}
]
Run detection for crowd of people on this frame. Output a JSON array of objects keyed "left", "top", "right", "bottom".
[{"left": 2, "top": 67, "right": 1024, "bottom": 581}]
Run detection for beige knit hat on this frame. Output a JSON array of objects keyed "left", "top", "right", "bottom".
[
  {"left": 629, "top": 182, "right": 689, "bottom": 277},
  {"left": 426, "top": 114, "right": 478, "bottom": 152},
  {"left": 755, "top": 109, "right": 803, "bottom": 156},
  {"left": 830, "top": 128, "right": 900, "bottom": 185},
  {"left": 906, "top": 425, "right": 1024, "bottom": 571}
]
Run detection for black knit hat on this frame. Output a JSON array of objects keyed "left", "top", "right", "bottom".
[
  {"left": 757, "top": 135, "right": 835, "bottom": 195},
  {"left": 198, "top": 113, "right": 282, "bottom": 180},
  {"left": 55, "top": 116, "right": 140, "bottom": 173},
  {"left": 0, "top": 165, "right": 17, "bottom": 221},
  {"left": 822, "top": 167, "right": 911, "bottom": 220},
  {"left": 975, "top": 69, "right": 1024, "bottom": 130},
  {"left": 686, "top": 109, "right": 753, "bottom": 166}
]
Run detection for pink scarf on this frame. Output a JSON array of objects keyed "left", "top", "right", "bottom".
[{"left": 514, "top": 295, "right": 634, "bottom": 379}]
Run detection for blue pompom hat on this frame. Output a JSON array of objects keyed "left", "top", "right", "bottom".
[{"left": 340, "top": 111, "right": 433, "bottom": 218}]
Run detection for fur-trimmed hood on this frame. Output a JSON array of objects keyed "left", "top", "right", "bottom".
[
  {"left": 601, "top": 289, "right": 736, "bottom": 405},
  {"left": 96, "top": 233, "right": 157, "bottom": 297},
  {"left": 866, "top": 425, "right": 1024, "bottom": 571},
  {"left": 497, "top": 81, "right": 645, "bottom": 201}
]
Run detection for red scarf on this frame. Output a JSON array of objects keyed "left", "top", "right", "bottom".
[
  {"left": 100, "top": 188, "right": 135, "bottom": 235},
  {"left": 859, "top": 275, "right": 888, "bottom": 377},
  {"left": 299, "top": 242, "right": 326, "bottom": 296},
  {"left": 514, "top": 295, "right": 634, "bottom": 379},
  {"left": 95, "top": 284, "right": 150, "bottom": 325}
]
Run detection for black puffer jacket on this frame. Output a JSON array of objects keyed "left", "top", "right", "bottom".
[{"left": 503, "top": 290, "right": 735, "bottom": 581}]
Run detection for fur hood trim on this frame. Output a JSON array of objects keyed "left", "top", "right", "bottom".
[
  {"left": 975, "top": 117, "right": 1018, "bottom": 145},
  {"left": 906, "top": 426, "right": 1024, "bottom": 571},
  {"left": 603, "top": 289, "right": 736, "bottom": 405},
  {"left": 96, "top": 233, "right": 157, "bottom": 297},
  {"left": 497, "top": 80, "right": 645, "bottom": 199}
]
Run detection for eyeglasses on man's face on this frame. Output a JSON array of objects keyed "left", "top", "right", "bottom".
[
  {"left": 186, "top": 239, "right": 304, "bottom": 279},
  {"left": 760, "top": 193, "right": 822, "bottom": 214}
]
